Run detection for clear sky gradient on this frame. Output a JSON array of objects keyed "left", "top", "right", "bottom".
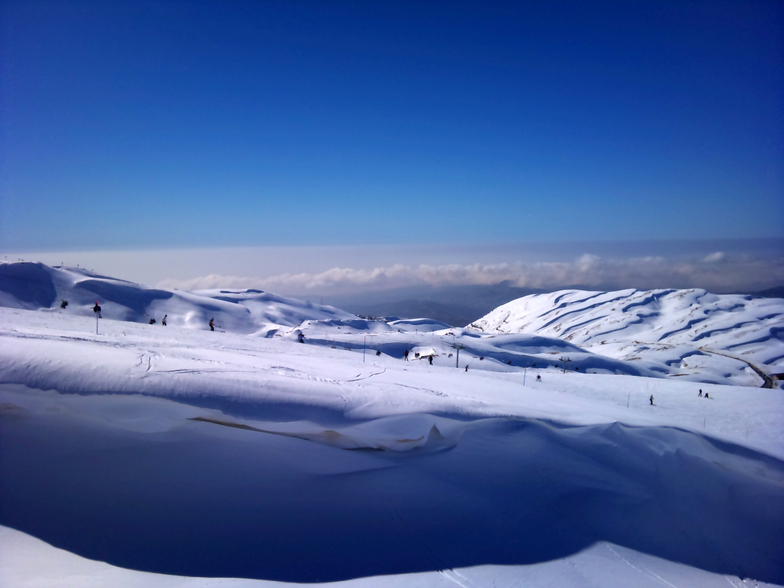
[
  {"left": 1, "top": 1, "right": 783, "bottom": 295},
  {"left": 2, "top": 0, "right": 782, "bottom": 250}
]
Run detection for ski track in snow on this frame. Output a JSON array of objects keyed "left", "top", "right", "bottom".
[
  {"left": 606, "top": 545, "right": 680, "bottom": 588},
  {"left": 439, "top": 569, "right": 482, "bottom": 588}
]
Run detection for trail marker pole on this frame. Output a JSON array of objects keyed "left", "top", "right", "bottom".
[
  {"left": 363, "top": 337, "right": 366, "bottom": 363},
  {"left": 96, "top": 314, "right": 99, "bottom": 335},
  {"left": 523, "top": 367, "right": 527, "bottom": 386},
  {"left": 626, "top": 391, "right": 630, "bottom": 408}
]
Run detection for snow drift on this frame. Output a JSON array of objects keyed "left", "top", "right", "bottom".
[{"left": 1, "top": 384, "right": 782, "bottom": 584}]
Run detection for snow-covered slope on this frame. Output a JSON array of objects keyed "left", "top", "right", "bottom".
[
  {"left": 1, "top": 264, "right": 783, "bottom": 587},
  {"left": 0, "top": 261, "right": 356, "bottom": 334},
  {"left": 0, "top": 262, "right": 666, "bottom": 380},
  {"left": 472, "top": 288, "right": 784, "bottom": 387},
  {"left": 0, "top": 305, "right": 783, "bottom": 587},
  {"left": 3, "top": 263, "right": 782, "bottom": 386}
]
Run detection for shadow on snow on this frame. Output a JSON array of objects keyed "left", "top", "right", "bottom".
[{"left": 1, "top": 413, "right": 783, "bottom": 584}]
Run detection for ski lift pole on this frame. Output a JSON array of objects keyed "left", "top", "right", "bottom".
[{"left": 450, "top": 342, "right": 466, "bottom": 368}]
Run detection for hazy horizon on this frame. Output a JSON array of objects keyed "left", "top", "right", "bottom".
[{"left": 3, "top": 237, "right": 783, "bottom": 298}]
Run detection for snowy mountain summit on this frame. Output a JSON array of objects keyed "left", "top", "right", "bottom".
[{"left": 472, "top": 288, "right": 784, "bottom": 388}]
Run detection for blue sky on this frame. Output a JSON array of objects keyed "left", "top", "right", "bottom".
[{"left": 1, "top": 1, "right": 783, "bottom": 290}]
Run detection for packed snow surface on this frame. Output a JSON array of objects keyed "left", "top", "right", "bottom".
[{"left": 1, "top": 263, "right": 783, "bottom": 588}]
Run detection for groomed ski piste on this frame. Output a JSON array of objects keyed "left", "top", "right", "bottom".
[{"left": 0, "top": 262, "right": 783, "bottom": 587}]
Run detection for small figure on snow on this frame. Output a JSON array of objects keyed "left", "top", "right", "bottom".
[
  {"left": 404, "top": 350, "right": 409, "bottom": 361},
  {"left": 649, "top": 395, "right": 654, "bottom": 406},
  {"left": 209, "top": 318, "right": 215, "bottom": 332},
  {"left": 698, "top": 389, "right": 703, "bottom": 397},
  {"left": 705, "top": 392, "right": 710, "bottom": 399},
  {"left": 297, "top": 332, "right": 305, "bottom": 343},
  {"left": 93, "top": 301, "right": 102, "bottom": 318},
  {"left": 428, "top": 355, "right": 433, "bottom": 365},
  {"left": 162, "top": 315, "right": 167, "bottom": 326},
  {"left": 60, "top": 300, "right": 68, "bottom": 309},
  {"left": 376, "top": 350, "right": 381, "bottom": 356},
  {"left": 149, "top": 318, "right": 156, "bottom": 325},
  {"left": 536, "top": 375, "right": 542, "bottom": 382},
  {"left": 465, "top": 365, "right": 469, "bottom": 372}
]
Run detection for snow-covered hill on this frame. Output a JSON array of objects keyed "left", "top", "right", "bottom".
[
  {"left": 1, "top": 263, "right": 783, "bottom": 587},
  {"left": 472, "top": 288, "right": 784, "bottom": 387},
  {"left": 0, "top": 261, "right": 356, "bottom": 335},
  {"left": 3, "top": 263, "right": 782, "bottom": 386},
  {"left": 0, "top": 262, "right": 666, "bottom": 380}
]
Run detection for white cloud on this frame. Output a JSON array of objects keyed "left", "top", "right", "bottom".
[
  {"left": 702, "top": 251, "right": 726, "bottom": 263},
  {"left": 8, "top": 240, "right": 782, "bottom": 296},
  {"left": 157, "top": 253, "right": 784, "bottom": 296}
]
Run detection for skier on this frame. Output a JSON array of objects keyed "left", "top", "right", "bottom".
[
  {"left": 93, "top": 301, "right": 101, "bottom": 318},
  {"left": 60, "top": 300, "right": 68, "bottom": 309},
  {"left": 698, "top": 389, "right": 703, "bottom": 397},
  {"left": 536, "top": 375, "right": 542, "bottom": 382},
  {"left": 298, "top": 332, "right": 305, "bottom": 343},
  {"left": 428, "top": 355, "right": 433, "bottom": 365},
  {"left": 149, "top": 318, "right": 156, "bottom": 325},
  {"left": 162, "top": 315, "right": 167, "bottom": 326},
  {"left": 705, "top": 392, "right": 710, "bottom": 399},
  {"left": 404, "top": 350, "right": 409, "bottom": 361},
  {"left": 209, "top": 318, "right": 214, "bottom": 332},
  {"left": 465, "top": 365, "right": 469, "bottom": 372},
  {"left": 650, "top": 395, "right": 654, "bottom": 406}
]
